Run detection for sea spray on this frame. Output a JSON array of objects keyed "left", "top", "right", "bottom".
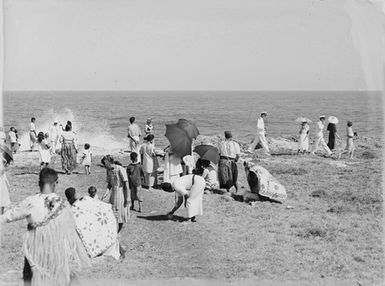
[{"left": 18, "top": 108, "right": 126, "bottom": 155}]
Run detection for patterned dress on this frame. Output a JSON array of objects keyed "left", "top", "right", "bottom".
[
  {"left": 60, "top": 131, "right": 77, "bottom": 172},
  {"left": 107, "top": 165, "right": 130, "bottom": 223}
]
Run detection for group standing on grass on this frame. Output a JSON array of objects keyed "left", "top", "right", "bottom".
[{"left": 0, "top": 110, "right": 360, "bottom": 286}]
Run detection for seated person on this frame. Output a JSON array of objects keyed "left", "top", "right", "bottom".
[
  {"left": 200, "top": 160, "right": 219, "bottom": 193},
  {"left": 65, "top": 187, "right": 125, "bottom": 260}
]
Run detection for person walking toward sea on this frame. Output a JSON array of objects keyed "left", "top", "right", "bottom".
[
  {"left": 101, "top": 155, "right": 130, "bottom": 233},
  {"left": 29, "top": 117, "right": 37, "bottom": 151},
  {"left": 37, "top": 132, "right": 51, "bottom": 169},
  {"left": 162, "top": 174, "right": 205, "bottom": 222},
  {"left": 248, "top": 112, "right": 270, "bottom": 155},
  {"left": 128, "top": 117, "right": 142, "bottom": 160},
  {"left": 81, "top": 143, "right": 92, "bottom": 175},
  {"left": 60, "top": 125, "right": 77, "bottom": 175},
  {"left": 0, "top": 168, "right": 90, "bottom": 286},
  {"left": 298, "top": 121, "right": 310, "bottom": 154},
  {"left": 144, "top": 118, "right": 153, "bottom": 136},
  {"left": 338, "top": 121, "right": 355, "bottom": 159},
  {"left": 49, "top": 120, "right": 61, "bottom": 154},
  {"left": 327, "top": 122, "right": 340, "bottom": 151},
  {"left": 140, "top": 134, "right": 156, "bottom": 189},
  {"left": 218, "top": 131, "right": 240, "bottom": 192},
  {"left": 311, "top": 116, "right": 332, "bottom": 156}
]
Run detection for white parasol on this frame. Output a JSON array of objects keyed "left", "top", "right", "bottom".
[
  {"left": 295, "top": 117, "right": 312, "bottom": 123},
  {"left": 328, "top": 116, "right": 339, "bottom": 124}
]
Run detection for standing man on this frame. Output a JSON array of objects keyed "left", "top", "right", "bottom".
[
  {"left": 248, "top": 112, "right": 270, "bottom": 155},
  {"left": 311, "top": 115, "right": 332, "bottom": 156},
  {"left": 29, "top": 117, "right": 37, "bottom": 151},
  {"left": 218, "top": 131, "right": 241, "bottom": 192},
  {"left": 128, "top": 117, "right": 142, "bottom": 161},
  {"left": 49, "top": 120, "right": 61, "bottom": 154}
]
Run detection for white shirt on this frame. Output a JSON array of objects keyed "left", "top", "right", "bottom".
[
  {"left": 128, "top": 124, "right": 141, "bottom": 138},
  {"left": 49, "top": 125, "right": 60, "bottom": 140},
  {"left": 257, "top": 117, "right": 265, "bottom": 133},
  {"left": 202, "top": 166, "right": 218, "bottom": 187},
  {"left": 8, "top": 131, "right": 17, "bottom": 143},
  {"left": 30, "top": 122, "right": 36, "bottom": 132},
  {"left": 315, "top": 121, "right": 324, "bottom": 137},
  {"left": 219, "top": 140, "right": 240, "bottom": 159}
]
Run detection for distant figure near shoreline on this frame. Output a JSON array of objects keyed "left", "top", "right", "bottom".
[{"left": 248, "top": 112, "right": 270, "bottom": 155}]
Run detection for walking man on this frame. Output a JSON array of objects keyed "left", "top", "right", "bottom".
[{"left": 248, "top": 112, "right": 270, "bottom": 155}]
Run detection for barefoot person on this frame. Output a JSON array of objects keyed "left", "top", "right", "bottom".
[
  {"left": 127, "top": 152, "right": 143, "bottom": 212},
  {"left": 60, "top": 125, "right": 77, "bottom": 175},
  {"left": 248, "top": 112, "right": 270, "bottom": 155},
  {"left": 101, "top": 155, "right": 130, "bottom": 233},
  {"left": 311, "top": 116, "right": 332, "bottom": 156},
  {"left": 218, "top": 131, "right": 240, "bottom": 192},
  {"left": 161, "top": 174, "right": 205, "bottom": 222},
  {"left": 127, "top": 117, "right": 141, "bottom": 160},
  {"left": 144, "top": 118, "right": 153, "bottom": 136},
  {"left": 0, "top": 168, "right": 90, "bottom": 286},
  {"left": 29, "top": 117, "right": 37, "bottom": 151}
]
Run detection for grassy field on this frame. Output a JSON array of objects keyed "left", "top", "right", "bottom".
[{"left": 0, "top": 137, "right": 384, "bottom": 285}]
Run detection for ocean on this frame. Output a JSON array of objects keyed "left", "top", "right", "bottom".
[{"left": 2, "top": 91, "right": 383, "bottom": 154}]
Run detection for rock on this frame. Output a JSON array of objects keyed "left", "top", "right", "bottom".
[{"left": 221, "top": 195, "right": 234, "bottom": 202}]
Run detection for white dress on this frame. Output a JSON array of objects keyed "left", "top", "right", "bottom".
[
  {"left": 141, "top": 143, "right": 155, "bottom": 173},
  {"left": 163, "top": 152, "right": 183, "bottom": 183},
  {"left": 298, "top": 124, "right": 309, "bottom": 152},
  {"left": 0, "top": 163, "right": 11, "bottom": 207},
  {"left": 172, "top": 174, "right": 205, "bottom": 218},
  {"left": 37, "top": 139, "right": 51, "bottom": 164}
]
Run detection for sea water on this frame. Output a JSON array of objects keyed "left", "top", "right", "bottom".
[{"left": 2, "top": 91, "right": 383, "bottom": 154}]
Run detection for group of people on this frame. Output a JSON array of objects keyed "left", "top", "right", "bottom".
[{"left": 297, "top": 115, "right": 355, "bottom": 159}]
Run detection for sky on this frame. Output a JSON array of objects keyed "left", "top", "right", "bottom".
[{"left": 2, "top": 0, "right": 384, "bottom": 91}]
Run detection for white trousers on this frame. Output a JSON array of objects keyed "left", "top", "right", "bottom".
[
  {"left": 249, "top": 132, "right": 270, "bottom": 153},
  {"left": 311, "top": 136, "right": 332, "bottom": 155}
]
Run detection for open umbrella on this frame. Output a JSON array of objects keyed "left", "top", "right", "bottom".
[
  {"left": 295, "top": 117, "right": 312, "bottom": 123},
  {"left": 176, "top": 119, "right": 200, "bottom": 139},
  {"left": 193, "top": 144, "right": 220, "bottom": 164},
  {"left": 328, "top": 116, "right": 339, "bottom": 124},
  {"left": 0, "top": 144, "right": 13, "bottom": 165},
  {"left": 165, "top": 124, "right": 193, "bottom": 158}
]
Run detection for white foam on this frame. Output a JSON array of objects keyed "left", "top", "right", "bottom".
[{"left": 18, "top": 108, "right": 126, "bottom": 155}]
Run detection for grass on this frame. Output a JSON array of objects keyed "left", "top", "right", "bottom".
[{"left": 0, "top": 138, "right": 384, "bottom": 285}]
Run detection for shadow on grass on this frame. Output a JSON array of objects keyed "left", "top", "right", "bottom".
[{"left": 137, "top": 214, "right": 187, "bottom": 222}]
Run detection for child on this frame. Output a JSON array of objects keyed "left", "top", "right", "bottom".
[
  {"left": 144, "top": 118, "right": 153, "bottom": 136},
  {"left": 81, "top": 143, "right": 92, "bottom": 175},
  {"left": 338, "top": 121, "right": 355, "bottom": 159},
  {"left": 201, "top": 159, "right": 219, "bottom": 194},
  {"left": 88, "top": 186, "right": 99, "bottom": 200},
  {"left": 37, "top": 132, "right": 51, "bottom": 169},
  {"left": 126, "top": 152, "right": 143, "bottom": 212}
]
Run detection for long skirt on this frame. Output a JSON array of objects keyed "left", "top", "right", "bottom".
[
  {"left": 327, "top": 132, "right": 336, "bottom": 150},
  {"left": 61, "top": 143, "right": 77, "bottom": 172},
  {"left": 298, "top": 134, "right": 309, "bottom": 152},
  {"left": 186, "top": 176, "right": 204, "bottom": 218},
  {"left": 29, "top": 132, "right": 36, "bottom": 148},
  {"left": 218, "top": 159, "right": 238, "bottom": 189},
  {"left": 109, "top": 186, "right": 130, "bottom": 223}
]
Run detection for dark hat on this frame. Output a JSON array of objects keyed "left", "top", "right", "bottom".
[
  {"left": 224, "top": 131, "right": 232, "bottom": 139},
  {"left": 145, "top": 134, "right": 155, "bottom": 142},
  {"left": 261, "top": 112, "right": 268, "bottom": 116},
  {"left": 160, "top": 182, "right": 174, "bottom": 193}
]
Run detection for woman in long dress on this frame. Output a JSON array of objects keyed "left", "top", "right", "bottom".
[
  {"left": 60, "top": 125, "right": 77, "bottom": 175},
  {"left": 297, "top": 122, "right": 310, "bottom": 154},
  {"left": 327, "top": 122, "right": 340, "bottom": 151},
  {"left": 140, "top": 134, "right": 156, "bottom": 188},
  {"left": 161, "top": 174, "right": 205, "bottom": 222},
  {"left": 0, "top": 168, "right": 90, "bottom": 286},
  {"left": 163, "top": 146, "right": 183, "bottom": 183},
  {"left": 0, "top": 146, "right": 12, "bottom": 214},
  {"left": 101, "top": 155, "right": 130, "bottom": 233}
]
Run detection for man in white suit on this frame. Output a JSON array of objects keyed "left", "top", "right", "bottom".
[{"left": 248, "top": 112, "right": 270, "bottom": 155}]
